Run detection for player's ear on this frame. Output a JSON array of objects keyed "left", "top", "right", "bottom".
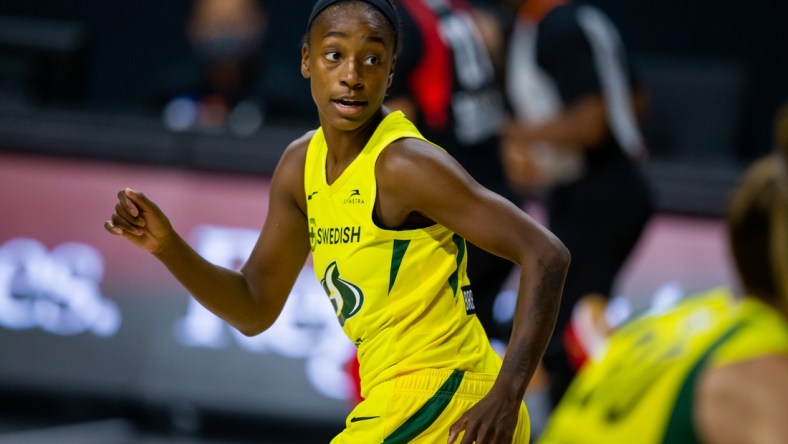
[
  {"left": 387, "top": 57, "right": 396, "bottom": 88},
  {"left": 301, "top": 43, "right": 311, "bottom": 79}
]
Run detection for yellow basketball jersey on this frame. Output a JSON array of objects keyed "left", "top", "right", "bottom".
[
  {"left": 539, "top": 288, "right": 788, "bottom": 444},
  {"left": 304, "top": 111, "right": 501, "bottom": 398}
]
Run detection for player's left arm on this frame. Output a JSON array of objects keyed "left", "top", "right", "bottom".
[{"left": 376, "top": 138, "right": 570, "bottom": 444}]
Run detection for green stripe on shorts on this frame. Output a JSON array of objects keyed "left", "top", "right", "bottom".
[{"left": 383, "top": 370, "right": 465, "bottom": 444}]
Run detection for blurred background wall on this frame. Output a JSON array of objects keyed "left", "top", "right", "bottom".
[{"left": 1, "top": 0, "right": 785, "bottom": 162}]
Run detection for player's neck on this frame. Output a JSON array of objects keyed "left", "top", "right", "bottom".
[{"left": 322, "top": 109, "right": 385, "bottom": 184}]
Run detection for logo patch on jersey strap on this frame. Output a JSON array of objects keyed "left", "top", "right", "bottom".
[
  {"left": 462, "top": 285, "right": 476, "bottom": 315},
  {"left": 321, "top": 261, "right": 364, "bottom": 326}
]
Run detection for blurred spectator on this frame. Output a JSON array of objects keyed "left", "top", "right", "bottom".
[
  {"left": 386, "top": 0, "right": 517, "bottom": 346},
  {"left": 501, "top": 0, "right": 654, "bottom": 408},
  {"left": 537, "top": 135, "right": 788, "bottom": 443},
  {"left": 157, "top": 0, "right": 268, "bottom": 136}
]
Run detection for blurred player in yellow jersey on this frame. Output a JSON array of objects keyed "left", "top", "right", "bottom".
[{"left": 539, "top": 108, "right": 788, "bottom": 443}]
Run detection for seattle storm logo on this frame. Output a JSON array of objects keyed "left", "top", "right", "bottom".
[{"left": 320, "top": 261, "right": 364, "bottom": 326}]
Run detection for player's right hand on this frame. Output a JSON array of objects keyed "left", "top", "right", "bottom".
[{"left": 104, "top": 188, "right": 173, "bottom": 254}]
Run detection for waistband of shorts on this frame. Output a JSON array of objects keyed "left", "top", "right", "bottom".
[{"left": 373, "top": 369, "right": 498, "bottom": 399}]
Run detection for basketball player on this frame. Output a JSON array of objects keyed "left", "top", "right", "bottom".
[
  {"left": 538, "top": 149, "right": 788, "bottom": 442},
  {"left": 105, "top": 1, "right": 570, "bottom": 442}
]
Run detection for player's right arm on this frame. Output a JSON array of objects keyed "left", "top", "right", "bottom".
[{"left": 105, "top": 133, "right": 313, "bottom": 336}]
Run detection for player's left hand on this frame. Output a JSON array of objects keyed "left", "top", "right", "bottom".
[{"left": 447, "top": 386, "right": 521, "bottom": 444}]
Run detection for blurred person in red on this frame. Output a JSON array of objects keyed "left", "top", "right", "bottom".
[{"left": 501, "top": 0, "right": 654, "bottom": 408}]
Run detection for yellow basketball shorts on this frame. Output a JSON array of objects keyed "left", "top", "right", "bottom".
[{"left": 331, "top": 369, "right": 530, "bottom": 443}]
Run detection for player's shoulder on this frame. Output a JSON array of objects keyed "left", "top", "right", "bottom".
[
  {"left": 378, "top": 137, "right": 444, "bottom": 172},
  {"left": 285, "top": 129, "right": 317, "bottom": 158},
  {"left": 277, "top": 130, "right": 316, "bottom": 170},
  {"left": 375, "top": 136, "right": 457, "bottom": 195},
  {"left": 270, "top": 129, "right": 316, "bottom": 188}
]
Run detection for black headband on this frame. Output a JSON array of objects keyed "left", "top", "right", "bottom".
[{"left": 307, "top": 0, "right": 399, "bottom": 34}]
